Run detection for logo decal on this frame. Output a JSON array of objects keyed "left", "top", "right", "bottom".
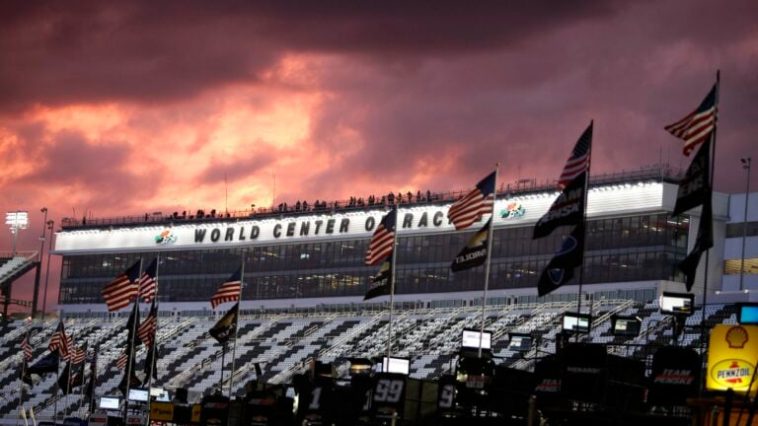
[
  {"left": 155, "top": 229, "right": 177, "bottom": 245},
  {"left": 500, "top": 202, "right": 526, "bottom": 219},
  {"left": 712, "top": 359, "right": 753, "bottom": 387},
  {"left": 726, "top": 326, "right": 749, "bottom": 349}
]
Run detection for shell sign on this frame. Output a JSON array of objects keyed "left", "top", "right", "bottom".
[{"left": 707, "top": 324, "right": 758, "bottom": 394}]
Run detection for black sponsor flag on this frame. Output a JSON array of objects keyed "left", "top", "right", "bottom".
[
  {"left": 533, "top": 123, "right": 592, "bottom": 240},
  {"left": 209, "top": 302, "right": 239, "bottom": 345},
  {"left": 57, "top": 360, "right": 84, "bottom": 395},
  {"left": 365, "top": 208, "right": 397, "bottom": 266},
  {"left": 22, "top": 361, "right": 33, "bottom": 385},
  {"left": 27, "top": 351, "right": 59, "bottom": 376},
  {"left": 537, "top": 224, "right": 585, "bottom": 297},
  {"left": 85, "top": 347, "right": 98, "bottom": 403},
  {"left": 364, "top": 255, "right": 392, "bottom": 301},
  {"left": 672, "top": 139, "right": 711, "bottom": 217},
  {"left": 665, "top": 83, "right": 717, "bottom": 157},
  {"left": 126, "top": 299, "right": 142, "bottom": 349},
  {"left": 447, "top": 171, "right": 496, "bottom": 230},
  {"left": 118, "top": 361, "right": 141, "bottom": 396},
  {"left": 143, "top": 344, "right": 159, "bottom": 384},
  {"left": 678, "top": 196, "right": 713, "bottom": 292},
  {"left": 210, "top": 267, "right": 242, "bottom": 309},
  {"left": 101, "top": 260, "right": 141, "bottom": 312},
  {"left": 533, "top": 172, "right": 587, "bottom": 239},
  {"left": 451, "top": 219, "right": 490, "bottom": 272}
]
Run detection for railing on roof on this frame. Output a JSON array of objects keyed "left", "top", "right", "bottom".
[{"left": 59, "top": 164, "right": 682, "bottom": 231}]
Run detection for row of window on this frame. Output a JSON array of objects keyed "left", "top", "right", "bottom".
[
  {"left": 60, "top": 247, "right": 685, "bottom": 303},
  {"left": 62, "top": 214, "right": 686, "bottom": 279},
  {"left": 726, "top": 221, "right": 758, "bottom": 238}
]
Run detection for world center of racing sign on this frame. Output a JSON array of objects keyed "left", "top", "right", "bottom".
[
  {"left": 53, "top": 183, "right": 668, "bottom": 254},
  {"left": 707, "top": 324, "right": 758, "bottom": 394}
]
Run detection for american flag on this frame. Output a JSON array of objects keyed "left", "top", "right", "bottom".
[
  {"left": 447, "top": 171, "right": 496, "bottom": 230},
  {"left": 557, "top": 122, "right": 593, "bottom": 188},
  {"left": 48, "top": 321, "right": 72, "bottom": 359},
  {"left": 116, "top": 352, "right": 128, "bottom": 370},
  {"left": 71, "top": 345, "right": 87, "bottom": 365},
  {"left": 138, "top": 300, "right": 158, "bottom": 348},
  {"left": 210, "top": 267, "right": 243, "bottom": 309},
  {"left": 21, "top": 333, "right": 33, "bottom": 361},
  {"left": 364, "top": 208, "right": 397, "bottom": 266},
  {"left": 138, "top": 258, "right": 158, "bottom": 303},
  {"left": 101, "top": 260, "right": 141, "bottom": 312},
  {"left": 665, "top": 84, "right": 717, "bottom": 156}
]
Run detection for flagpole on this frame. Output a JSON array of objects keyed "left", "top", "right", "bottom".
[
  {"left": 228, "top": 255, "right": 244, "bottom": 399},
  {"left": 576, "top": 121, "right": 593, "bottom": 322},
  {"left": 53, "top": 325, "right": 60, "bottom": 425},
  {"left": 88, "top": 346, "right": 98, "bottom": 416},
  {"left": 123, "top": 258, "right": 144, "bottom": 424},
  {"left": 77, "top": 346, "right": 86, "bottom": 415},
  {"left": 65, "top": 333, "right": 75, "bottom": 414},
  {"left": 478, "top": 165, "right": 499, "bottom": 358},
  {"left": 698, "top": 71, "right": 719, "bottom": 391},
  {"left": 17, "top": 330, "right": 30, "bottom": 426},
  {"left": 387, "top": 202, "right": 399, "bottom": 361},
  {"left": 145, "top": 254, "right": 160, "bottom": 426},
  {"left": 17, "top": 350, "right": 26, "bottom": 426}
]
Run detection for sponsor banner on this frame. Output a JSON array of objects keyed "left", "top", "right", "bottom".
[
  {"left": 150, "top": 402, "right": 174, "bottom": 421},
  {"left": 707, "top": 324, "right": 758, "bottom": 394},
  {"left": 55, "top": 183, "right": 666, "bottom": 254}
]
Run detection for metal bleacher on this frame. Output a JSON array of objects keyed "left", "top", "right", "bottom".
[{"left": 0, "top": 298, "right": 742, "bottom": 421}]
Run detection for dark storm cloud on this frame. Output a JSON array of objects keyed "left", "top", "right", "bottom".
[
  {"left": 19, "top": 130, "right": 158, "bottom": 205},
  {"left": 0, "top": 0, "right": 624, "bottom": 111}
]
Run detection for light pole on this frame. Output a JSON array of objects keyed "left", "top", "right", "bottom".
[
  {"left": 32, "top": 207, "right": 48, "bottom": 318},
  {"left": 42, "top": 220, "right": 54, "bottom": 318},
  {"left": 5, "top": 211, "right": 29, "bottom": 256},
  {"left": 739, "top": 157, "right": 751, "bottom": 291}
]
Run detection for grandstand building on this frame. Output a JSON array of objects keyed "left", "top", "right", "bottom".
[
  {"left": 2, "top": 166, "right": 756, "bottom": 422},
  {"left": 51, "top": 166, "right": 750, "bottom": 314}
]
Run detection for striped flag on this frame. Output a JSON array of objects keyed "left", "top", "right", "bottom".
[
  {"left": 557, "top": 122, "right": 592, "bottom": 189},
  {"left": 210, "top": 267, "right": 242, "bottom": 309},
  {"left": 71, "top": 344, "right": 87, "bottom": 365},
  {"left": 48, "top": 321, "right": 72, "bottom": 359},
  {"left": 101, "top": 260, "right": 141, "bottom": 312},
  {"left": 138, "top": 300, "right": 158, "bottom": 348},
  {"left": 364, "top": 208, "right": 397, "bottom": 266},
  {"left": 665, "top": 83, "right": 717, "bottom": 156},
  {"left": 447, "top": 171, "right": 496, "bottom": 230},
  {"left": 21, "top": 333, "right": 33, "bottom": 361},
  {"left": 138, "top": 258, "right": 158, "bottom": 303},
  {"left": 116, "top": 352, "right": 128, "bottom": 370}
]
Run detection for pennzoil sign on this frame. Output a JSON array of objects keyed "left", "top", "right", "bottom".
[{"left": 707, "top": 324, "right": 758, "bottom": 394}]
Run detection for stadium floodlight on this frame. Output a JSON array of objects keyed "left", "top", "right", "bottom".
[{"left": 5, "top": 211, "right": 29, "bottom": 256}]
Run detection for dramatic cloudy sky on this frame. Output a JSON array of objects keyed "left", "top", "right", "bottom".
[{"left": 1, "top": 0, "right": 756, "bottom": 311}]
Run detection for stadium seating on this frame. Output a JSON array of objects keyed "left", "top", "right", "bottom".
[{"left": 0, "top": 299, "right": 743, "bottom": 421}]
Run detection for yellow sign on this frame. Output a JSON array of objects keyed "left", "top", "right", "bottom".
[
  {"left": 150, "top": 402, "right": 174, "bottom": 421},
  {"left": 191, "top": 403, "right": 202, "bottom": 423},
  {"left": 707, "top": 324, "right": 758, "bottom": 394}
]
